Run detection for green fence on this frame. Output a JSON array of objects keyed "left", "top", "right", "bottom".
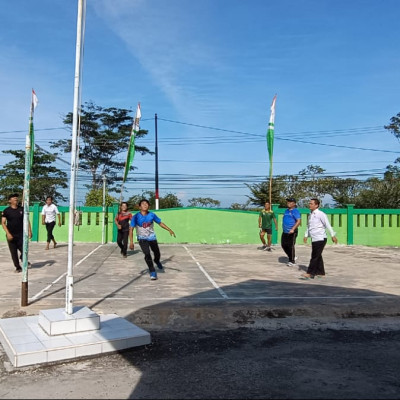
[{"left": 1, "top": 203, "right": 399, "bottom": 247}]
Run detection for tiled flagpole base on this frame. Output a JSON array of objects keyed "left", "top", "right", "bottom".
[{"left": 0, "top": 307, "right": 151, "bottom": 367}]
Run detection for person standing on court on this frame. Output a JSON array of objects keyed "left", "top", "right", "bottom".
[
  {"left": 115, "top": 201, "right": 133, "bottom": 258},
  {"left": 258, "top": 201, "right": 278, "bottom": 251},
  {"left": 302, "top": 198, "right": 338, "bottom": 279},
  {"left": 41, "top": 196, "right": 61, "bottom": 250},
  {"left": 1, "top": 193, "right": 32, "bottom": 272},
  {"left": 129, "top": 198, "right": 175, "bottom": 281},
  {"left": 281, "top": 197, "right": 301, "bottom": 266}
]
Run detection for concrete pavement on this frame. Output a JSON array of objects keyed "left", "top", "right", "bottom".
[{"left": 1, "top": 241, "right": 399, "bottom": 332}]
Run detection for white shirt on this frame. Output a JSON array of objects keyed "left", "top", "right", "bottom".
[
  {"left": 42, "top": 204, "right": 60, "bottom": 223},
  {"left": 304, "top": 208, "right": 336, "bottom": 242}
]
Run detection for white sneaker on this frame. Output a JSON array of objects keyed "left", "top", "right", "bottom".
[{"left": 287, "top": 262, "right": 295, "bottom": 267}]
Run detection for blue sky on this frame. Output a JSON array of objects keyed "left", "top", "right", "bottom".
[{"left": 1, "top": 0, "right": 400, "bottom": 207}]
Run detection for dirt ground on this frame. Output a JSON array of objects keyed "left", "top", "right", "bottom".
[{"left": 1, "top": 327, "right": 399, "bottom": 399}]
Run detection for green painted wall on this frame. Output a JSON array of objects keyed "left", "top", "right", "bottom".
[{"left": 1, "top": 205, "right": 399, "bottom": 246}]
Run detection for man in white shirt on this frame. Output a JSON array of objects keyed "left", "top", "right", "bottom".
[
  {"left": 302, "top": 198, "right": 337, "bottom": 279},
  {"left": 41, "top": 196, "right": 61, "bottom": 250}
]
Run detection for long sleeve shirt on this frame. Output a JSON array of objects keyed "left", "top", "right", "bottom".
[{"left": 304, "top": 208, "right": 336, "bottom": 242}]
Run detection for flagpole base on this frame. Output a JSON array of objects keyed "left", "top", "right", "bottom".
[{"left": 21, "top": 282, "right": 28, "bottom": 307}]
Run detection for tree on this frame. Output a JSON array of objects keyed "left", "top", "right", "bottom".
[
  {"left": 230, "top": 200, "right": 252, "bottom": 210},
  {"left": 84, "top": 189, "right": 117, "bottom": 207},
  {"left": 355, "top": 164, "right": 400, "bottom": 209},
  {"left": 384, "top": 112, "right": 400, "bottom": 142},
  {"left": 245, "top": 180, "right": 283, "bottom": 207},
  {"left": 51, "top": 102, "right": 153, "bottom": 193},
  {"left": 126, "top": 190, "right": 183, "bottom": 210},
  {"left": 188, "top": 197, "right": 221, "bottom": 208},
  {"left": 246, "top": 165, "right": 337, "bottom": 208},
  {"left": 328, "top": 178, "right": 364, "bottom": 208},
  {"left": 0, "top": 149, "right": 68, "bottom": 204},
  {"left": 297, "top": 165, "right": 332, "bottom": 205}
]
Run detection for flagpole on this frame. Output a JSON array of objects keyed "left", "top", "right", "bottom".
[
  {"left": 21, "top": 96, "right": 35, "bottom": 306},
  {"left": 269, "top": 161, "right": 273, "bottom": 206},
  {"left": 66, "top": 0, "right": 85, "bottom": 315}
]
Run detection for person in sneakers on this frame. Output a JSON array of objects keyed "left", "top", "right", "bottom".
[
  {"left": 115, "top": 201, "right": 133, "bottom": 258},
  {"left": 1, "top": 193, "right": 32, "bottom": 273},
  {"left": 281, "top": 197, "right": 301, "bottom": 266},
  {"left": 258, "top": 201, "right": 278, "bottom": 251},
  {"left": 129, "top": 199, "right": 175, "bottom": 280},
  {"left": 302, "top": 198, "right": 337, "bottom": 279},
  {"left": 41, "top": 196, "right": 62, "bottom": 250}
]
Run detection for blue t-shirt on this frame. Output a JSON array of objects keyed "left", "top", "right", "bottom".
[
  {"left": 130, "top": 212, "right": 161, "bottom": 241},
  {"left": 282, "top": 208, "right": 301, "bottom": 233}
]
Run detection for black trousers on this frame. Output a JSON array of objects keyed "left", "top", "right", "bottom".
[
  {"left": 138, "top": 239, "right": 161, "bottom": 273},
  {"left": 307, "top": 238, "right": 327, "bottom": 277},
  {"left": 45, "top": 221, "right": 56, "bottom": 243},
  {"left": 7, "top": 235, "right": 23, "bottom": 269},
  {"left": 117, "top": 230, "right": 129, "bottom": 256},
  {"left": 281, "top": 230, "right": 298, "bottom": 263}
]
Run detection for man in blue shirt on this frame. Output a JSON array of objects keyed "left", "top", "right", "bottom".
[
  {"left": 281, "top": 197, "right": 301, "bottom": 266},
  {"left": 129, "top": 199, "right": 175, "bottom": 280}
]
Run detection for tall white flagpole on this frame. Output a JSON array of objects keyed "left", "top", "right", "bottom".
[{"left": 66, "top": 0, "right": 85, "bottom": 315}]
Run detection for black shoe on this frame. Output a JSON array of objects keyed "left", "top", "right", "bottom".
[
  {"left": 156, "top": 262, "right": 163, "bottom": 270},
  {"left": 15, "top": 267, "right": 22, "bottom": 273}
]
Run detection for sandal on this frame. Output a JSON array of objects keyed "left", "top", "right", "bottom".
[{"left": 300, "top": 274, "right": 314, "bottom": 280}]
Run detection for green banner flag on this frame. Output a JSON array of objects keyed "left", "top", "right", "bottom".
[
  {"left": 29, "top": 89, "right": 38, "bottom": 167},
  {"left": 267, "top": 94, "right": 277, "bottom": 178},
  {"left": 123, "top": 102, "right": 141, "bottom": 183}
]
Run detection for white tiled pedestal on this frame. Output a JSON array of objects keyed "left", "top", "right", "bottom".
[
  {"left": 38, "top": 306, "right": 100, "bottom": 335},
  {"left": 0, "top": 307, "right": 151, "bottom": 368}
]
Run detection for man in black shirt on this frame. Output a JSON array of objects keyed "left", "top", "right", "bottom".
[{"left": 1, "top": 193, "right": 32, "bottom": 272}]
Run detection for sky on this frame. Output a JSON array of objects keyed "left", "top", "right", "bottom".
[{"left": 1, "top": 0, "right": 400, "bottom": 208}]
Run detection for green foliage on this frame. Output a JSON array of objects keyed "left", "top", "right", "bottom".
[
  {"left": 84, "top": 189, "right": 117, "bottom": 207},
  {"left": 230, "top": 200, "right": 252, "bottom": 210},
  {"left": 328, "top": 178, "right": 363, "bottom": 208},
  {"left": 246, "top": 163, "right": 400, "bottom": 209},
  {"left": 0, "top": 148, "right": 68, "bottom": 204},
  {"left": 188, "top": 197, "right": 221, "bottom": 208},
  {"left": 126, "top": 190, "right": 183, "bottom": 209},
  {"left": 245, "top": 179, "right": 289, "bottom": 207},
  {"left": 355, "top": 173, "right": 400, "bottom": 209},
  {"left": 52, "top": 102, "right": 153, "bottom": 192},
  {"left": 384, "top": 112, "right": 400, "bottom": 141}
]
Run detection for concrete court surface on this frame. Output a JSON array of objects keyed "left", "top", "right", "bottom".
[
  {"left": 0, "top": 241, "right": 400, "bottom": 399},
  {"left": 0, "top": 241, "right": 399, "bottom": 329}
]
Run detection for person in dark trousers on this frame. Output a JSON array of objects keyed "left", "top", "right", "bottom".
[
  {"left": 41, "top": 196, "right": 61, "bottom": 250},
  {"left": 281, "top": 197, "right": 301, "bottom": 266},
  {"left": 129, "top": 199, "right": 175, "bottom": 280},
  {"left": 1, "top": 193, "right": 32, "bottom": 272},
  {"left": 115, "top": 201, "right": 133, "bottom": 258},
  {"left": 302, "top": 198, "right": 338, "bottom": 279}
]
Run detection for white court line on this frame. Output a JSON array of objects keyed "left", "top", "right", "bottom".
[
  {"left": 183, "top": 245, "right": 229, "bottom": 299},
  {"left": 30, "top": 244, "right": 103, "bottom": 301}
]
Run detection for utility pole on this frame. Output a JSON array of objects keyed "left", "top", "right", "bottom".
[
  {"left": 155, "top": 113, "right": 159, "bottom": 210},
  {"left": 102, "top": 174, "right": 106, "bottom": 244}
]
